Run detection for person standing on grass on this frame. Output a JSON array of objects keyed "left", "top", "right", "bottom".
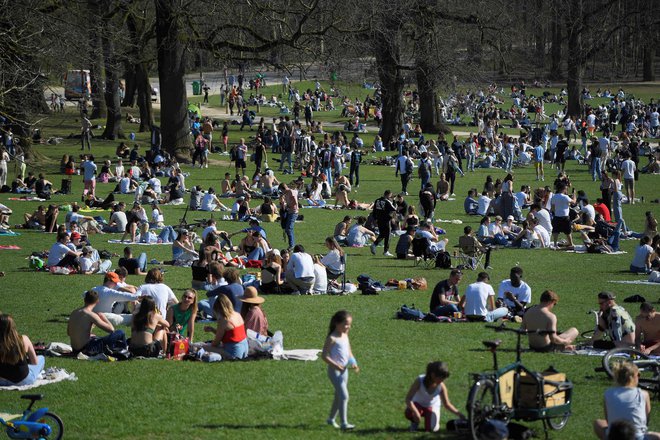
[
  {"left": 322, "top": 310, "right": 359, "bottom": 431},
  {"left": 550, "top": 183, "right": 576, "bottom": 250},
  {"left": 279, "top": 182, "right": 299, "bottom": 248},
  {"left": 235, "top": 138, "right": 248, "bottom": 176},
  {"left": 621, "top": 153, "right": 636, "bottom": 205},
  {"left": 404, "top": 361, "right": 465, "bottom": 432},
  {"left": 395, "top": 149, "right": 413, "bottom": 195},
  {"left": 370, "top": 190, "right": 396, "bottom": 257},
  {"left": 81, "top": 114, "right": 92, "bottom": 151},
  {"left": 593, "top": 361, "right": 660, "bottom": 440},
  {"left": 348, "top": 144, "right": 362, "bottom": 188}
]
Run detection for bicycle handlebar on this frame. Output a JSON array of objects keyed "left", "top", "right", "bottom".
[{"left": 485, "top": 324, "right": 555, "bottom": 336}]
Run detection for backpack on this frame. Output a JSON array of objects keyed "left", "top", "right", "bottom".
[
  {"left": 405, "top": 158, "right": 413, "bottom": 175},
  {"left": 397, "top": 304, "right": 426, "bottom": 321},
  {"left": 434, "top": 251, "right": 452, "bottom": 269},
  {"left": 229, "top": 146, "right": 237, "bottom": 162}
]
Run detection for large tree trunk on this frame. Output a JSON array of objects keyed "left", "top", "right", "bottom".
[
  {"left": 101, "top": 14, "right": 123, "bottom": 140},
  {"left": 534, "top": 0, "right": 545, "bottom": 69},
  {"left": 155, "top": 0, "right": 191, "bottom": 160},
  {"left": 374, "top": 22, "right": 405, "bottom": 148},
  {"left": 642, "top": 39, "right": 655, "bottom": 81},
  {"left": 549, "top": 9, "right": 562, "bottom": 80},
  {"left": 565, "top": 1, "right": 583, "bottom": 117},
  {"left": 136, "top": 62, "right": 154, "bottom": 132},
  {"left": 87, "top": 0, "right": 106, "bottom": 119},
  {"left": 122, "top": 62, "right": 137, "bottom": 107}
]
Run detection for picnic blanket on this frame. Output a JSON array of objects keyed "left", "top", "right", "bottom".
[
  {"left": 609, "top": 280, "right": 660, "bottom": 286},
  {"left": 273, "top": 349, "right": 321, "bottom": 361},
  {"left": 0, "top": 245, "right": 21, "bottom": 249},
  {"left": 0, "top": 231, "right": 20, "bottom": 236},
  {"left": 79, "top": 207, "right": 111, "bottom": 213},
  {"left": 7, "top": 197, "right": 45, "bottom": 202},
  {"left": 0, "top": 368, "right": 77, "bottom": 391},
  {"left": 564, "top": 244, "right": 627, "bottom": 254},
  {"left": 107, "top": 240, "right": 170, "bottom": 245}
]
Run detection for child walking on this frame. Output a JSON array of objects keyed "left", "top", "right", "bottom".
[
  {"left": 404, "top": 361, "right": 465, "bottom": 432},
  {"left": 322, "top": 310, "right": 359, "bottom": 430}
]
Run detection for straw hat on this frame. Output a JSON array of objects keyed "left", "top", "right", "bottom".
[{"left": 240, "top": 287, "right": 265, "bottom": 304}]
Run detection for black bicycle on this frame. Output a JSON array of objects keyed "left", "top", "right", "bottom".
[{"left": 602, "top": 347, "right": 660, "bottom": 399}]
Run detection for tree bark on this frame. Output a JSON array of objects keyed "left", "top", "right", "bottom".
[
  {"left": 565, "top": 1, "right": 583, "bottom": 117},
  {"left": 549, "top": 9, "right": 562, "bottom": 80},
  {"left": 87, "top": 0, "right": 106, "bottom": 119},
  {"left": 101, "top": 4, "right": 123, "bottom": 140},
  {"left": 642, "top": 36, "right": 655, "bottom": 81},
  {"left": 155, "top": 0, "right": 191, "bottom": 160},
  {"left": 136, "top": 62, "right": 154, "bottom": 132},
  {"left": 122, "top": 62, "right": 137, "bottom": 107},
  {"left": 375, "top": 31, "right": 404, "bottom": 148}
]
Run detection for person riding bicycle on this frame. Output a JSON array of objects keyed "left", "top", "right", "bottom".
[
  {"left": 593, "top": 292, "right": 636, "bottom": 350},
  {"left": 521, "top": 290, "right": 578, "bottom": 352},
  {"left": 635, "top": 302, "right": 660, "bottom": 355}
]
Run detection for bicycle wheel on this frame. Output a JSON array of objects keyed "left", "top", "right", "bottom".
[
  {"left": 546, "top": 413, "right": 570, "bottom": 430},
  {"left": 467, "top": 378, "right": 497, "bottom": 440},
  {"left": 603, "top": 348, "right": 649, "bottom": 379},
  {"left": 579, "top": 329, "right": 595, "bottom": 340},
  {"left": 37, "top": 412, "right": 64, "bottom": 440}
]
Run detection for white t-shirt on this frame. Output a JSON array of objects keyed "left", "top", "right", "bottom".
[
  {"left": 534, "top": 225, "right": 550, "bottom": 247},
  {"left": 631, "top": 244, "right": 653, "bottom": 269},
  {"left": 477, "top": 195, "right": 491, "bottom": 216},
  {"left": 587, "top": 114, "right": 596, "bottom": 127},
  {"left": 201, "top": 193, "right": 216, "bottom": 211},
  {"left": 580, "top": 204, "right": 596, "bottom": 222},
  {"left": 464, "top": 281, "right": 496, "bottom": 316},
  {"left": 313, "top": 264, "right": 328, "bottom": 293},
  {"left": 320, "top": 249, "right": 344, "bottom": 273},
  {"left": 92, "top": 285, "right": 137, "bottom": 313},
  {"left": 110, "top": 211, "right": 127, "bottom": 232},
  {"left": 201, "top": 225, "right": 217, "bottom": 240},
  {"left": 119, "top": 177, "right": 131, "bottom": 194},
  {"left": 621, "top": 159, "right": 636, "bottom": 180},
  {"left": 497, "top": 280, "right": 532, "bottom": 309},
  {"left": 287, "top": 252, "right": 315, "bottom": 279},
  {"left": 551, "top": 193, "right": 572, "bottom": 217},
  {"left": 48, "top": 242, "right": 73, "bottom": 266},
  {"left": 534, "top": 208, "right": 552, "bottom": 234},
  {"left": 147, "top": 177, "right": 162, "bottom": 194},
  {"left": 137, "top": 283, "right": 177, "bottom": 317},
  {"left": 515, "top": 191, "right": 527, "bottom": 208}
]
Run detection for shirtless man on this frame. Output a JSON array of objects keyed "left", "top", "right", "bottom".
[
  {"left": 259, "top": 170, "right": 279, "bottom": 196},
  {"left": 67, "top": 290, "right": 126, "bottom": 355},
  {"left": 635, "top": 302, "right": 660, "bottom": 355},
  {"left": 521, "top": 290, "right": 578, "bottom": 352},
  {"left": 220, "top": 173, "right": 233, "bottom": 196}
]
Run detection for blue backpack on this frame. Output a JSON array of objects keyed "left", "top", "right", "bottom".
[{"left": 397, "top": 304, "right": 426, "bottom": 321}]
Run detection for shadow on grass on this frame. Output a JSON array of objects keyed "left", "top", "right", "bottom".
[
  {"left": 195, "top": 423, "right": 313, "bottom": 431},
  {"left": 196, "top": 424, "right": 418, "bottom": 436}
]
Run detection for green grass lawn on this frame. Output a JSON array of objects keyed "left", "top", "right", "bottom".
[{"left": 0, "top": 85, "right": 658, "bottom": 439}]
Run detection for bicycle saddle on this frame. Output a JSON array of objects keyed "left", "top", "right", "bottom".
[
  {"left": 482, "top": 340, "right": 502, "bottom": 350},
  {"left": 20, "top": 394, "right": 43, "bottom": 401}
]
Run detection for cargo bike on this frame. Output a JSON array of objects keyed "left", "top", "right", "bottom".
[{"left": 466, "top": 324, "right": 574, "bottom": 439}]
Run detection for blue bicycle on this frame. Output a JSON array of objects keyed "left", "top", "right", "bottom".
[{"left": 0, "top": 394, "right": 63, "bottom": 439}]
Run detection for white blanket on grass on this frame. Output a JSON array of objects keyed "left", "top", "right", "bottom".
[
  {"left": 107, "top": 240, "right": 170, "bottom": 245},
  {"left": 273, "top": 349, "right": 321, "bottom": 361},
  {"left": 0, "top": 368, "right": 77, "bottom": 391},
  {"left": 609, "top": 280, "right": 660, "bottom": 286}
]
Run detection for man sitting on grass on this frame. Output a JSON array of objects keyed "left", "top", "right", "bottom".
[
  {"left": 68, "top": 290, "right": 127, "bottom": 355},
  {"left": 635, "top": 302, "right": 660, "bottom": 355},
  {"left": 521, "top": 290, "right": 577, "bottom": 352}
]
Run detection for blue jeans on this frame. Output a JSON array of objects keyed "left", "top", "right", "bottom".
[
  {"left": 591, "top": 157, "right": 601, "bottom": 181},
  {"left": 136, "top": 252, "right": 147, "bottom": 271},
  {"left": 283, "top": 212, "right": 297, "bottom": 248},
  {"left": 0, "top": 356, "right": 45, "bottom": 387},
  {"left": 79, "top": 330, "right": 126, "bottom": 356},
  {"left": 323, "top": 167, "right": 333, "bottom": 186},
  {"left": 247, "top": 247, "right": 265, "bottom": 261},
  {"left": 467, "top": 153, "right": 475, "bottom": 171},
  {"left": 630, "top": 264, "right": 648, "bottom": 274},
  {"left": 432, "top": 304, "right": 460, "bottom": 317},
  {"left": 279, "top": 152, "right": 292, "bottom": 172},
  {"left": 420, "top": 174, "right": 430, "bottom": 190},
  {"left": 222, "top": 338, "right": 248, "bottom": 360},
  {"left": 504, "top": 153, "right": 514, "bottom": 171},
  {"left": 158, "top": 226, "right": 177, "bottom": 243},
  {"left": 485, "top": 307, "right": 509, "bottom": 322},
  {"left": 198, "top": 297, "right": 217, "bottom": 318},
  {"left": 328, "top": 366, "right": 350, "bottom": 425}
]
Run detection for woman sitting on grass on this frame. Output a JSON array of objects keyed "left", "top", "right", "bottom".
[
  {"left": 593, "top": 360, "right": 660, "bottom": 440},
  {"left": 239, "top": 287, "right": 269, "bottom": 336},
  {"left": 0, "top": 314, "right": 45, "bottom": 387},
  {"left": 203, "top": 295, "right": 248, "bottom": 360},
  {"left": 172, "top": 229, "right": 199, "bottom": 266},
  {"left": 129, "top": 296, "right": 169, "bottom": 358},
  {"left": 167, "top": 289, "right": 197, "bottom": 342}
]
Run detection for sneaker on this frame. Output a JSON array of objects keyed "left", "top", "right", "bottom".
[
  {"left": 327, "top": 419, "right": 340, "bottom": 429},
  {"left": 341, "top": 424, "right": 355, "bottom": 430},
  {"left": 486, "top": 265, "right": 493, "bottom": 270},
  {"left": 383, "top": 251, "right": 393, "bottom": 257},
  {"left": 370, "top": 244, "right": 376, "bottom": 255}
]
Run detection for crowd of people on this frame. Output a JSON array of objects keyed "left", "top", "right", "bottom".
[{"left": 1, "top": 79, "right": 659, "bottom": 438}]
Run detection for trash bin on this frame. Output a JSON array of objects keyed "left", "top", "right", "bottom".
[{"left": 192, "top": 80, "right": 201, "bottom": 95}]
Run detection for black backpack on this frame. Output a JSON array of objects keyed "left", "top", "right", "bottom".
[{"left": 434, "top": 251, "right": 452, "bottom": 269}]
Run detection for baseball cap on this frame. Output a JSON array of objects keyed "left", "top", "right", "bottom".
[
  {"left": 598, "top": 292, "right": 616, "bottom": 301},
  {"left": 106, "top": 272, "right": 120, "bottom": 283},
  {"left": 507, "top": 215, "right": 515, "bottom": 221},
  {"left": 70, "top": 232, "right": 81, "bottom": 240}
]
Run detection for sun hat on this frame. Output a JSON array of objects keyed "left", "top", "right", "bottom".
[{"left": 240, "top": 287, "right": 265, "bottom": 304}]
